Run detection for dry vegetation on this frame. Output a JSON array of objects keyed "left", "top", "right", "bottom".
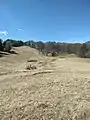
[{"left": 0, "top": 46, "right": 90, "bottom": 120}]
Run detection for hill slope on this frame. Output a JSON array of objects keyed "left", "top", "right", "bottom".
[{"left": 0, "top": 46, "right": 43, "bottom": 72}]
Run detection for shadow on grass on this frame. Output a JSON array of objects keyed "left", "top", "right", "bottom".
[
  {"left": 9, "top": 50, "right": 19, "bottom": 55},
  {"left": 0, "top": 50, "right": 18, "bottom": 57},
  {"left": 0, "top": 51, "right": 9, "bottom": 56}
]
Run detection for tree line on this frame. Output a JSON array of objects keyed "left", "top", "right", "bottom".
[{"left": 0, "top": 38, "right": 90, "bottom": 58}]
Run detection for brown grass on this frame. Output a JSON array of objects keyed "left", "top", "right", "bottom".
[{"left": 0, "top": 46, "right": 90, "bottom": 120}]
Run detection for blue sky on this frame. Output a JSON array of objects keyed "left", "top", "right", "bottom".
[{"left": 0, "top": 0, "right": 90, "bottom": 42}]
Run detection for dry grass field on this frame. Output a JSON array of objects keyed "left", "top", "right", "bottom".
[{"left": 0, "top": 46, "right": 90, "bottom": 120}]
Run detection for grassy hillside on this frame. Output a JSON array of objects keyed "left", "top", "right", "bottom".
[{"left": 0, "top": 46, "right": 90, "bottom": 120}]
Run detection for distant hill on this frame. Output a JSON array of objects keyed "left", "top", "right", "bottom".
[{"left": 85, "top": 41, "right": 90, "bottom": 43}]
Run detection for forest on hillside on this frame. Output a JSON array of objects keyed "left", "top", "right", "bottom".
[{"left": 0, "top": 38, "right": 90, "bottom": 58}]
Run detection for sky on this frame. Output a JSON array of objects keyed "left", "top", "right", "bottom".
[{"left": 0, "top": 0, "right": 90, "bottom": 42}]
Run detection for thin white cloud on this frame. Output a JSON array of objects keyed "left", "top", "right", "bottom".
[
  {"left": 17, "top": 28, "right": 24, "bottom": 31},
  {"left": 0, "top": 31, "right": 8, "bottom": 36}
]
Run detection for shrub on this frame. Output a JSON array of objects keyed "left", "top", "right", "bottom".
[
  {"left": 79, "top": 43, "right": 88, "bottom": 58},
  {"left": 85, "top": 51, "right": 90, "bottom": 58},
  {"left": 26, "top": 64, "right": 37, "bottom": 70},
  {"left": 0, "top": 39, "right": 3, "bottom": 51},
  {"left": 4, "top": 41, "right": 12, "bottom": 52}
]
